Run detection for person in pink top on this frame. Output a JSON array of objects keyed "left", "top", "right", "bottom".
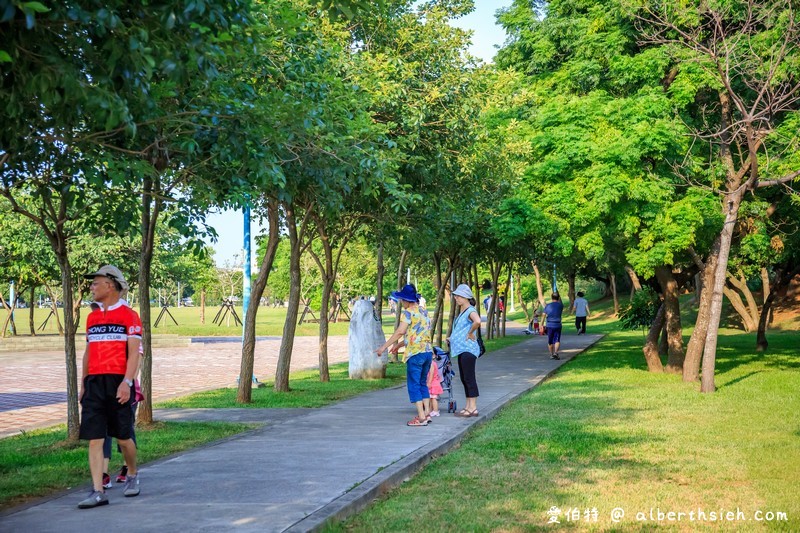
[{"left": 427, "top": 359, "right": 444, "bottom": 416}]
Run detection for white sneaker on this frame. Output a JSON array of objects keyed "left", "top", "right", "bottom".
[
  {"left": 123, "top": 474, "right": 140, "bottom": 497},
  {"left": 429, "top": 410, "right": 440, "bottom": 417}
]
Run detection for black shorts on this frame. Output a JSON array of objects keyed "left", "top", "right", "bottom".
[{"left": 79, "top": 374, "right": 135, "bottom": 441}]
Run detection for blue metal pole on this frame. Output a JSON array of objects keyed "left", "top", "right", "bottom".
[
  {"left": 242, "top": 204, "right": 251, "bottom": 328},
  {"left": 241, "top": 203, "right": 258, "bottom": 386},
  {"left": 552, "top": 263, "right": 557, "bottom": 293}
]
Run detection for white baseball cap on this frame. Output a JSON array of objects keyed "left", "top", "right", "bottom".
[{"left": 84, "top": 265, "right": 129, "bottom": 292}]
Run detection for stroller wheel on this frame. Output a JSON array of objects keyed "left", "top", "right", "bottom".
[{"left": 448, "top": 400, "right": 457, "bottom": 413}]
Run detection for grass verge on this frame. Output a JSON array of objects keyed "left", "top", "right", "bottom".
[
  {"left": 0, "top": 421, "right": 253, "bottom": 511},
  {"left": 158, "top": 335, "right": 528, "bottom": 409},
  {"left": 332, "top": 330, "right": 800, "bottom": 532}
]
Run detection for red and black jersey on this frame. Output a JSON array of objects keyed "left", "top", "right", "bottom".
[{"left": 86, "top": 302, "right": 142, "bottom": 375}]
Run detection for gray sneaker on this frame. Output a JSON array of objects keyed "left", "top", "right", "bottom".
[
  {"left": 78, "top": 490, "right": 109, "bottom": 509},
  {"left": 123, "top": 474, "right": 140, "bottom": 497}
]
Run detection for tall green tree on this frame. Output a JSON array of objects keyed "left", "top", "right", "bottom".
[
  {"left": 632, "top": 0, "right": 800, "bottom": 391},
  {"left": 1, "top": 0, "right": 251, "bottom": 436}
]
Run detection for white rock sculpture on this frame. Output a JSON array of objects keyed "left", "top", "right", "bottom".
[{"left": 349, "top": 299, "right": 387, "bottom": 379}]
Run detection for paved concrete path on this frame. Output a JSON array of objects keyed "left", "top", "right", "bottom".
[
  {"left": 1, "top": 330, "right": 602, "bottom": 532},
  {"left": 0, "top": 336, "right": 350, "bottom": 438}
]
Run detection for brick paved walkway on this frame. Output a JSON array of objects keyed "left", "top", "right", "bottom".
[{"left": 0, "top": 336, "right": 349, "bottom": 438}]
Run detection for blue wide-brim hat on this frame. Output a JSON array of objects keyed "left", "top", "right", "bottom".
[{"left": 391, "top": 284, "right": 419, "bottom": 303}]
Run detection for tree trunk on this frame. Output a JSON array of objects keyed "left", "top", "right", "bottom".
[
  {"left": 566, "top": 271, "right": 576, "bottom": 308},
  {"left": 684, "top": 243, "right": 719, "bottom": 382},
  {"left": 760, "top": 267, "right": 770, "bottom": 303},
  {"left": 29, "top": 286, "right": 36, "bottom": 335},
  {"left": 757, "top": 266, "right": 800, "bottom": 352},
  {"left": 722, "top": 285, "right": 757, "bottom": 332},
  {"left": 314, "top": 220, "right": 355, "bottom": 384},
  {"left": 275, "top": 204, "right": 303, "bottom": 392},
  {"left": 431, "top": 255, "right": 453, "bottom": 346},
  {"left": 376, "top": 243, "right": 384, "bottom": 322},
  {"left": 692, "top": 272, "right": 702, "bottom": 304},
  {"left": 237, "top": 199, "right": 279, "bottom": 402},
  {"left": 1, "top": 192, "right": 78, "bottom": 439},
  {"left": 726, "top": 271, "right": 759, "bottom": 329},
  {"left": 137, "top": 175, "right": 161, "bottom": 425},
  {"left": 317, "top": 277, "right": 333, "bottom": 383},
  {"left": 701, "top": 188, "right": 748, "bottom": 392},
  {"left": 756, "top": 288, "right": 775, "bottom": 352},
  {"left": 58, "top": 257, "right": 81, "bottom": 441},
  {"left": 642, "top": 303, "right": 665, "bottom": 372},
  {"left": 2, "top": 295, "right": 17, "bottom": 337},
  {"left": 486, "top": 260, "right": 502, "bottom": 339},
  {"left": 431, "top": 253, "right": 443, "bottom": 342},
  {"left": 447, "top": 279, "right": 457, "bottom": 339},
  {"left": 610, "top": 272, "right": 619, "bottom": 316},
  {"left": 501, "top": 264, "right": 511, "bottom": 337},
  {"left": 472, "top": 263, "right": 481, "bottom": 317},
  {"left": 43, "top": 285, "right": 64, "bottom": 335},
  {"left": 1, "top": 296, "right": 13, "bottom": 337},
  {"left": 70, "top": 285, "right": 83, "bottom": 336},
  {"left": 700, "top": 86, "right": 764, "bottom": 393},
  {"left": 655, "top": 266, "right": 684, "bottom": 374},
  {"left": 625, "top": 265, "right": 642, "bottom": 292},
  {"left": 658, "top": 320, "right": 668, "bottom": 356}
]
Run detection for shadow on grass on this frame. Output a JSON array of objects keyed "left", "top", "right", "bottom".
[
  {"left": 338, "top": 325, "right": 800, "bottom": 531},
  {"left": 557, "top": 329, "right": 800, "bottom": 381},
  {"left": 714, "top": 332, "right": 800, "bottom": 377},
  {"left": 339, "top": 372, "right": 668, "bottom": 532},
  {"left": 718, "top": 370, "right": 763, "bottom": 388}
]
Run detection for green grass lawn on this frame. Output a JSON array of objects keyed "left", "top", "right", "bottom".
[
  {"left": 8, "top": 305, "right": 379, "bottom": 337},
  {"left": 0, "top": 421, "right": 254, "bottom": 510},
  {"left": 9, "top": 304, "right": 456, "bottom": 337},
  {"left": 332, "top": 330, "right": 800, "bottom": 532}
]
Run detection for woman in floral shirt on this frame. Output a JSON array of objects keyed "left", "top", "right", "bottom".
[{"left": 376, "top": 284, "right": 433, "bottom": 426}]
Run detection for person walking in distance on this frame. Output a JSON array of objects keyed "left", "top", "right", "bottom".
[
  {"left": 541, "top": 293, "right": 564, "bottom": 360},
  {"left": 571, "top": 291, "right": 590, "bottom": 335},
  {"left": 77, "top": 265, "right": 142, "bottom": 508}
]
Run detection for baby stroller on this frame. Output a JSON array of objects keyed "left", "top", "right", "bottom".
[
  {"left": 433, "top": 347, "right": 457, "bottom": 413},
  {"left": 524, "top": 316, "right": 547, "bottom": 336}
]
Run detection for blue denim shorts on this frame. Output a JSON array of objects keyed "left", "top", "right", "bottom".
[{"left": 406, "top": 351, "right": 432, "bottom": 403}]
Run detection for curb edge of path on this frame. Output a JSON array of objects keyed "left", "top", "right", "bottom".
[
  {"left": 0, "top": 421, "right": 270, "bottom": 519},
  {"left": 285, "top": 334, "right": 605, "bottom": 532}
]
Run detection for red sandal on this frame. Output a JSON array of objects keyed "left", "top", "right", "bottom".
[{"left": 407, "top": 416, "right": 429, "bottom": 426}]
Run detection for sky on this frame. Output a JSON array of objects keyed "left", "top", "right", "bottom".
[{"left": 204, "top": 0, "right": 512, "bottom": 266}]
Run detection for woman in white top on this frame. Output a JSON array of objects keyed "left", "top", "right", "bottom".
[{"left": 449, "top": 284, "right": 482, "bottom": 417}]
